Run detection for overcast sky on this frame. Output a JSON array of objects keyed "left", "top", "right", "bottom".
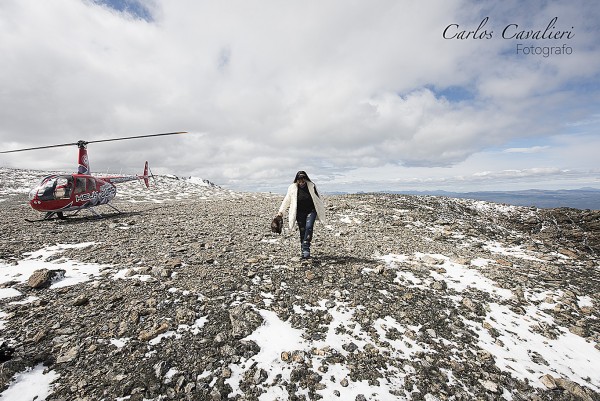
[{"left": 1, "top": 0, "right": 599, "bottom": 193}]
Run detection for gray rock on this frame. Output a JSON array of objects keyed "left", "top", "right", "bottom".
[
  {"left": 27, "top": 268, "right": 66, "bottom": 289},
  {"left": 555, "top": 377, "right": 595, "bottom": 401},
  {"left": 229, "top": 304, "right": 263, "bottom": 339}
]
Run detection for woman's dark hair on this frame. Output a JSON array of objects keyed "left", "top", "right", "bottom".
[
  {"left": 294, "top": 170, "right": 320, "bottom": 197},
  {"left": 293, "top": 170, "right": 311, "bottom": 183}
]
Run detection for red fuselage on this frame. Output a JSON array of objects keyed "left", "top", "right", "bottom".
[{"left": 29, "top": 174, "right": 118, "bottom": 212}]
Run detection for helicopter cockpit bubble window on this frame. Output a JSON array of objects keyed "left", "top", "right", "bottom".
[{"left": 31, "top": 175, "right": 58, "bottom": 201}]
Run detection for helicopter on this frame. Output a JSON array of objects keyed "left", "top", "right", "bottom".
[{"left": 0, "top": 132, "right": 188, "bottom": 221}]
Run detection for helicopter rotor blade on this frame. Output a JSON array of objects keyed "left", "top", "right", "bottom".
[
  {"left": 0, "top": 142, "right": 78, "bottom": 154},
  {"left": 0, "top": 131, "right": 189, "bottom": 154},
  {"left": 85, "top": 131, "right": 189, "bottom": 145}
]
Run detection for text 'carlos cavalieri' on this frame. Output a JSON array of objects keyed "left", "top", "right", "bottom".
[{"left": 443, "top": 17, "right": 574, "bottom": 58}]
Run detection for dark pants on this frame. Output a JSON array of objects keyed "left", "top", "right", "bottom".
[{"left": 297, "top": 210, "right": 317, "bottom": 258}]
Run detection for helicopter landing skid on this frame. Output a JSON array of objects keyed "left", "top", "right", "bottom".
[
  {"left": 107, "top": 204, "right": 122, "bottom": 214},
  {"left": 25, "top": 211, "right": 67, "bottom": 223},
  {"left": 85, "top": 204, "right": 123, "bottom": 219},
  {"left": 25, "top": 204, "right": 123, "bottom": 223},
  {"left": 86, "top": 204, "right": 122, "bottom": 219}
]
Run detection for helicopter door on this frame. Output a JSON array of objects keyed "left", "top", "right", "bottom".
[
  {"left": 87, "top": 178, "right": 96, "bottom": 191},
  {"left": 54, "top": 176, "right": 73, "bottom": 199},
  {"left": 74, "top": 177, "right": 86, "bottom": 194}
]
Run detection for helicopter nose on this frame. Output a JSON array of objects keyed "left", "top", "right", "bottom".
[{"left": 28, "top": 187, "right": 38, "bottom": 201}]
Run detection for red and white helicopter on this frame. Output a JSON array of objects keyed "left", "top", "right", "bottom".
[{"left": 0, "top": 132, "right": 187, "bottom": 221}]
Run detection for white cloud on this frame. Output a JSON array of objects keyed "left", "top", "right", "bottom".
[
  {"left": 503, "top": 146, "right": 549, "bottom": 154},
  {"left": 0, "top": 0, "right": 598, "bottom": 192}
]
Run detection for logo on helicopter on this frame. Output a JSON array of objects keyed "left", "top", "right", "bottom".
[{"left": 76, "top": 184, "right": 116, "bottom": 203}]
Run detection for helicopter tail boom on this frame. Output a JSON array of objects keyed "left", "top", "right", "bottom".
[
  {"left": 142, "top": 161, "right": 150, "bottom": 188},
  {"left": 103, "top": 161, "right": 151, "bottom": 187}
]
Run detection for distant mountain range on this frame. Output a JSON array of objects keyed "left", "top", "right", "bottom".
[{"left": 381, "top": 188, "right": 600, "bottom": 210}]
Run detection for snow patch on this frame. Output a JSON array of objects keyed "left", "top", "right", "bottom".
[{"left": 0, "top": 364, "right": 59, "bottom": 401}]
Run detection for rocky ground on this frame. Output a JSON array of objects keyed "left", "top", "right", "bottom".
[{"left": 0, "top": 173, "right": 599, "bottom": 401}]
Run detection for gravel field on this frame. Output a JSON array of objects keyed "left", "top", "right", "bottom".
[{"left": 1, "top": 171, "right": 599, "bottom": 401}]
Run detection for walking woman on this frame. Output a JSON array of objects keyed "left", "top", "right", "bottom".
[{"left": 277, "top": 171, "right": 326, "bottom": 260}]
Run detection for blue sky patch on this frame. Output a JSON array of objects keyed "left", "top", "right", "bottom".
[
  {"left": 428, "top": 85, "right": 476, "bottom": 103},
  {"left": 93, "top": 0, "right": 153, "bottom": 22}
]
